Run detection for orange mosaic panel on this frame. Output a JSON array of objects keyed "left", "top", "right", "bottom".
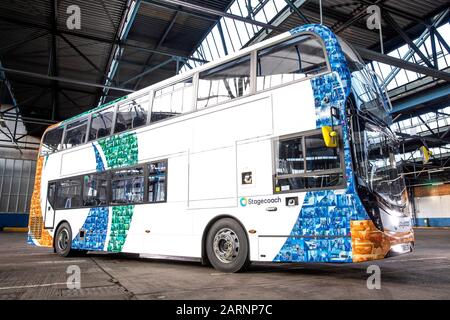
[
  {"left": 351, "top": 220, "right": 414, "bottom": 262},
  {"left": 28, "top": 156, "right": 53, "bottom": 247}
]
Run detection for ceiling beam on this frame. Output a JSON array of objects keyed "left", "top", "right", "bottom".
[
  {"left": 142, "top": 0, "right": 282, "bottom": 31},
  {"left": 141, "top": 0, "right": 216, "bottom": 22},
  {"left": 354, "top": 46, "right": 450, "bottom": 82},
  {"left": 284, "top": 0, "right": 310, "bottom": 24},
  {"left": 0, "top": 66, "right": 135, "bottom": 93},
  {"left": 132, "top": 10, "right": 179, "bottom": 90},
  {"left": 382, "top": 11, "right": 434, "bottom": 69},
  {"left": 0, "top": 15, "right": 203, "bottom": 63}
]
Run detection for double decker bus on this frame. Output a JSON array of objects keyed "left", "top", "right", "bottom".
[{"left": 28, "top": 24, "right": 414, "bottom": 272}]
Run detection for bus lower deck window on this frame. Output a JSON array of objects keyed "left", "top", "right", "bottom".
[
  {"left": 111, "top": 167, "right": 145, "bottom": 204},
  {"left": 148, "top": 161, "right": 167, "bottom": 203},
  {"left": 274, "top": 128, "right": 344, "bottom": 193}
]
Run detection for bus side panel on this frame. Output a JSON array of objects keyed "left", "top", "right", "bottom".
[
  {"left": 271, "top": 80, "right": 317, "bottom": 136},
  {"left": 140, "top": 155, "right": 196, "bottom": 257}
]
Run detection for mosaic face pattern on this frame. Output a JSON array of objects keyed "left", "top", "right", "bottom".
[
  {"left": 97, "top": 132, "right": 138, "bottom": 169},
  {"left": 93, "top": 144, "right": 105, "bottom": 172},
  {"left": 27, "top": 156, "right": 53, "bottom": 247},
  {"left": 72, "top": 207, "right": 109, "bottom": 251},
  {"left": 107, "top": 205, "right": 134, "bottom": 252},
  {"left": 274, "top": 24, "right": 371, "bottom": 263}
]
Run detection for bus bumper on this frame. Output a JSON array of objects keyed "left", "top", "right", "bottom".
[{"left": 351, "top": 220, "right": 414, "bottom": 262}]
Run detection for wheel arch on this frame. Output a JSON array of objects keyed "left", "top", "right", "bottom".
[{"left": 201, "top": 214, "right": 250, "bottom": 266}]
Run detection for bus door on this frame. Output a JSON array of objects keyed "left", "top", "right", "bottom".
[{"left": 44, "top": 182, "right": 57, "bottom": 229}]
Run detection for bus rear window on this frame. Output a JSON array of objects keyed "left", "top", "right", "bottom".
[{"left": 41, "top": 127, "right": 63, "bottom": 155}]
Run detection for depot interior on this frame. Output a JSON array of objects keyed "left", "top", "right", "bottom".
[{"left": 0, "top": 0, "right": 449, "bottom": 229}]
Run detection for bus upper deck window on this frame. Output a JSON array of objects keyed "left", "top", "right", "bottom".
[
  {"left": 257, "top": 35, "right": 328, "bottom": 91},
  {"left": 197, "top": 55, "right": 251, "bottom": 109},
  {"left": 62, "top": 119, "right": 88, "bottom": 149},
  {"left": 41, "top": 127, "right": 63, "bottom": 155},
  {"left": 89, "top": 107, "right": 114, "bottom": 141},
  {"left": 152, "top": 78, "right": 193, "bottom": 123},
  {"left": 114, "top": 101, "right": 148, "bottom": 134}
]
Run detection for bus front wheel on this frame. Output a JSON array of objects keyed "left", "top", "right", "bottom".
[
  {"left": 54, "top": 222, "right": 74, "bottom": 257},
  {"left": 206, "top": 218, "right": 249, "bottom": 273}
]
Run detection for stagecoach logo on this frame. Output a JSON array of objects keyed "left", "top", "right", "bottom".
[{"left": 240, "top": 196, "right": 282, "bottom": 207}]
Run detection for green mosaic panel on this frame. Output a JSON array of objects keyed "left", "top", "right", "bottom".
[
  {"left": 107, "top": 205, "right": 134, "bottom": 252},
  {"left": 98, "top": 132, "right": 138, "bottom": 169}
]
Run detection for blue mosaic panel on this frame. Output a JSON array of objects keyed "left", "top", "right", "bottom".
[
  {"left": 273, "top": 24, "right": 370, "bottom": 263},
  {"left": 274, "top": 191, "right": 353, "bottom": 263},
  {"left": 72, "top": 207, "right": 109, "bottom": 251},
  {"left": 93, "top": 143, "right": 105, "bottom": 172}
]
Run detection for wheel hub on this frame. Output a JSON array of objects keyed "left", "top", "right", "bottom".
[
  {"left": 58, "top": 229, "right": 69, "bottom": 251},
  {"left": 213, "top": 228, "right": 240, "bottom": 264}
]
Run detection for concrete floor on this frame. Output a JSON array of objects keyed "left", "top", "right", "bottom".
[{"left": 0, "top": 229, "right": 449, "bottom": 300}]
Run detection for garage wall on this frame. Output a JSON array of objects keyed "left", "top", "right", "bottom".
[
  {"left": 0, "top": 158, "right": 36, "bottom": 228},
  {"left": 413, "top": 185, "right": 450, "bottom": 227},
  {"left": 0, "top": 104, "right": 39, "bottom": 228}
]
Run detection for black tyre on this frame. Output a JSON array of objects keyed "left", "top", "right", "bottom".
[
  {"left": 54, "top": 222, "right": 74, "bottom": 257},
  {"left": 206, "top": 218, "right": 249, "bottom": 273}
]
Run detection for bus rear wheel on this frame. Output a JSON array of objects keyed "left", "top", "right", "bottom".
[
  {"left": 55, "top": 222, "right": 74, "bottom": 257},
  {"left": 206, "top": 218, "right": 249, "bottom": 273}
]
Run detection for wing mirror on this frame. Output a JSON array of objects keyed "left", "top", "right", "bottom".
[{"left": 322, "top": 126, "right": 338, "bottom": 148}]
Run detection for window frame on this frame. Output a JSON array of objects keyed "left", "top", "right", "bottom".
[
  {"left": 150, "top": 76, "right": 195, "bottom": 124},
  {"left": 54, "top": 177, "right": 83, "bottom": 210},
  {"left": 113, "top": 97, "right": 149, "bottom": 134},
  {"left": 40, "top": 127, "right": 64, "bottom": 156},
  {"left": 61, "top": 118, "right": 89, "bottom": 150},
  {"left": 147, "top": 159, "right": 168, "bottom": 204},
  {"left": 110, "top": 164, "right": 146, "bottom": 206},
  {"left": 272, "top": 127, "right": 346, "bottom": 194},
  {"left": 87, "top": 106, "right": 116, "bottom": 142},
  {"left": 82, "top": 172, "right": 110, "bottom": 208},
  {"left": 196, "top": 53, "right": 253, "bottom": 110},
  {"left": 255, "top": 32, "right": 331, "bottom": 93},
  {"left": 47, "top": 159, "right": 168, "bottom": 210}
]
